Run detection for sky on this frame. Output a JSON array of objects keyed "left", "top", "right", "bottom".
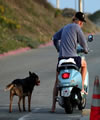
[{"left": 48, "top": 0, "right": 100, "bottom": 13}]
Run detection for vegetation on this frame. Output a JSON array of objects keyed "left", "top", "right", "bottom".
[
  {"left": 88, "top": 10, "right": 100, "bottom": 26},
  {"left": 62, "top": 8, "right": 76, "bottom": 17},
  {"left": 0, "top": 0, "right": 99, "bottom": 54}
]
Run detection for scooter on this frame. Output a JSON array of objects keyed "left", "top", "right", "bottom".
[{"left": 56, "top": 35, "right": 93, "bottom": 114}]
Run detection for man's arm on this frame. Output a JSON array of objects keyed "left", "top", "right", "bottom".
[
  {"left": 52, "top": 28, "right": 63, "bottom": 52},
  {"left": 77, "top": 29, "right": 88, "bottom": 54}
]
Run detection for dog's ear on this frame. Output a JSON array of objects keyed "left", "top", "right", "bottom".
[{"left": 29, "top": 71, "right": 32, "bottom": 76}]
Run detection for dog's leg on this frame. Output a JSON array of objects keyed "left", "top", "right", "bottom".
[
  {"left": 23, "top": 96, "right": 26, "bottom": 111},
  {"left": 18, "top": 96, "right": 22, "bottom": 112},
  {"left": 28, "top": 93, "right": 32, "bottom": 112},
  {"left": 9, "top": 91, "right": 14, "bottom": 113}
]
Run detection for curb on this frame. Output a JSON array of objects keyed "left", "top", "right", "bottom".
[
  {"left": 80, "top": 116, "right": 89, "bottom": 120},
  {"left": 0, "top": 47, "right": 31, "bottom": 58},
  {"left": 0, "top": 41, "right": 53, "bottom": 59},
  {"left": 80, "top": 109, "right": 90, "bottom": 120}
]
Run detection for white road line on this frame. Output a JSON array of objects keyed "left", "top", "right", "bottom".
[
  {"left": 18, "top": 114, "right": 31, "bottom": 120},
  {"left": 32, "top": 107, "right": 41, "bottom": 112},
  {"left": 18, "top": 108, "right": 41, "bottom": 120}
]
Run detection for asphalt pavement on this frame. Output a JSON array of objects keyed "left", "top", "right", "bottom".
[{"left": 0, "top": 34, "right": 100, "bottom": 120}]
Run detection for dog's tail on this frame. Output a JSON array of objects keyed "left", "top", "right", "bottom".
[{"left": 5, "top": 83, "right": 14, "bottom": 91}]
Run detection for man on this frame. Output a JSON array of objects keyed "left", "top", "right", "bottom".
[{"left": 51, "top": 12, "right": 88, "bottom": 112}]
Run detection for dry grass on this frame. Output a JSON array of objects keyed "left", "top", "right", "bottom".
[{"left": 0, "top": 0, "right": 99, "bottom": 53}]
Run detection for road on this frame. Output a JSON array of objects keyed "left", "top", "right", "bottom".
[{"left": 0, "top": 34, "right": 100, "bottom": 120}]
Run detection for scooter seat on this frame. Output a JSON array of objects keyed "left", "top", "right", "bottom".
[{"left": 58, "top": 63, "right": 79, "bottom": 71}]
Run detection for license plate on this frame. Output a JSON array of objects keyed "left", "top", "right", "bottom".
[{"left": 61, "top": 88, "right": 70, "bottom": 97}]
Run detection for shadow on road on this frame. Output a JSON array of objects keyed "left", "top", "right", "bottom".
[{"left": 19, "top": 107, "right": 82, "bottom": 120}]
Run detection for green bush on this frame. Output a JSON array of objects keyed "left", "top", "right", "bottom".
[
  {"left": 62, "top": 8, "right": 76, "bottom": 17},
  {"left": 0, "top": 5, "right": 4, "bottom": 14},
  {"left": 0, "top": 5, "right": 21, "bottom": 30},
  {"left": 15, "top": 35, "right": 40, "bottom": 48},
  {"left": 88, "top": 10, "right": 100, "bottom": 22},
  {"left": 0, "top": 15, "right": 21, "bottom": 29},
  {"left": 54, "top": 9, "right": 62, "bottom": 18}
]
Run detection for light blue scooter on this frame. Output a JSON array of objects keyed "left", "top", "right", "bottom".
[{"left": 56, "top": 35, "right": 93, "bottom": 114}]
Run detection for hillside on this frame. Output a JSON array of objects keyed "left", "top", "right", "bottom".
[
  {"left": 88, "top": 10, "right": 100, "bottom": 26},
  {"left": 0, "top": 0, "right": 99, "bottom": 54}
]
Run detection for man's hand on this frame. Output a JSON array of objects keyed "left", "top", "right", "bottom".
[{"left": 81, "top": 89, "right": 88, "bottom": 95}]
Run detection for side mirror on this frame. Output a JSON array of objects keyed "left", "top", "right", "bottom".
[{"left": 88, "top": 35, "right": 93, "bottom": 42}]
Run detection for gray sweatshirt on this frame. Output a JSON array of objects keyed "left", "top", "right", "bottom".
[{"left": 53, "top": 23, "right": 88, "bottom": 57}]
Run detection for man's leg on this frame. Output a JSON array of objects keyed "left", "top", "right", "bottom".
[
  {"left": 51, "top": 71, "right": 59, "bottom": 112},
  {"left": 81, "top": 58, "right": 88, "bottom": 94}
]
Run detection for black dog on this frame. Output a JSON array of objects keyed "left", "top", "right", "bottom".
[{"left": 5, "top": 71, "right": 40, "bottom": 112}]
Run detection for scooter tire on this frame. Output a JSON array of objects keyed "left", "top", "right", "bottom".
[
  {"left": 78, "top": 98, "right": 86, "bottom": 110},
  {"left": 64, "top": 97, "right": 73, "bottom": 114}
]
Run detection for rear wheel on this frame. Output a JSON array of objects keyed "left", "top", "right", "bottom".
[{"left": 64, "top": 97, "right": 73, "bottom": 114}]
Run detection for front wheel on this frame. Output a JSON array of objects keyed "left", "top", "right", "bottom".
[
  {"left": 63, "top": 97, "right": 73, "bottom": 114},
  {"left": 78, "top": 97, "right": 86, "bottom": 110}
]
